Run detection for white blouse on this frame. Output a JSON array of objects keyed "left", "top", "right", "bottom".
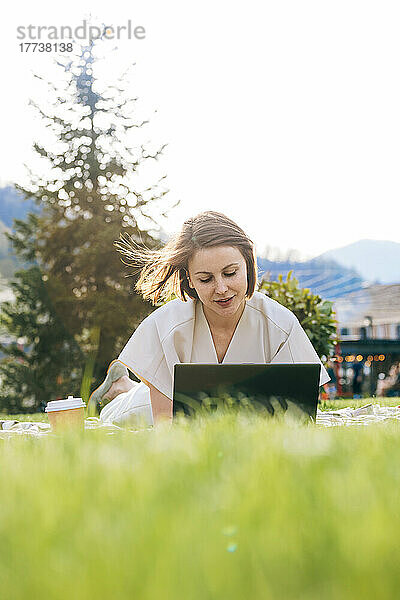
[{"left": 118, "top": 291, "right": 330, "bottom": 399}]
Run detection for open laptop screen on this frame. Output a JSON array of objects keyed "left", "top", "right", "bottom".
[{"left": 173, "top": 363, "right": 321, "bottom": 422}]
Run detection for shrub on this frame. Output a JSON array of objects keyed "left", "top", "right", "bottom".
[{"left": 258, "top": 271, "right": 337, "bottom": 360}]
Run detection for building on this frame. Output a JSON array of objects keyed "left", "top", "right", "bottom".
[{"left": 333, "top": 284, "right": 400, "bottom": 397}]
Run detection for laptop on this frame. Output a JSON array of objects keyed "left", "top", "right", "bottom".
[{"left": 173, "top": 363, "right": 321, "bottom": 423}]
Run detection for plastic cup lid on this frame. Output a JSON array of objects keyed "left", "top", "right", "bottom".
[{"left": 45, "top": 396, "right": 86, "bottom": 412}]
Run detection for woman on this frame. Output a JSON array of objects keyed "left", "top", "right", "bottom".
[{"left": 90, "top": 211, "right": 330, "bottom": 426}]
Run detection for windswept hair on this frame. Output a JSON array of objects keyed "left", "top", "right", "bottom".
[{"left": 115, "top": 211, "right": 257, "bottom": 305}]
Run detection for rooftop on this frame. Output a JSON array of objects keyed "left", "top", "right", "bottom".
[{"left": 334, "top": 284, "right": 400, "bottom": 327}]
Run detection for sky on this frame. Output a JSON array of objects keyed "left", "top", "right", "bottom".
[{"left": 2, "top": 0, "right": 399, "bottom": 259}]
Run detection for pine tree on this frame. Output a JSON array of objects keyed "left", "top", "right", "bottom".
[
  {"left": 0, "top": 263, "right": 83, "bottom": 413},
  {"left": 1, "top": 41, "right": 174, "bottom": 412}
]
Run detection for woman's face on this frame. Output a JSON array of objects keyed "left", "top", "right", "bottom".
[{"left": 187, "top": 245, "right": 248, "bottom": 321}]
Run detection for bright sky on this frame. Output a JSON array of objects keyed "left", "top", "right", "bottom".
[{"left": 2, "top": 0, "right": 399, "bottom": 259}]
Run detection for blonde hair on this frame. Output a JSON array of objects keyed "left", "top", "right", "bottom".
[{"left": 115, "top": 211, "right": 257, "bottom": 305}]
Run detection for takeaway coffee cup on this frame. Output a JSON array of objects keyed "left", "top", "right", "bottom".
[{"left": 45, "top": 396, "right": 86, "bottom": 432}]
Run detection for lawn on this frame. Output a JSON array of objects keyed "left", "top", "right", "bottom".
[
  {"left": 2, "top": 396, "right": 400, "bottom": 423},
  {"left": 1, "top": 402, "right": 400, "bottom": 599},
  {"left": 319, "top": 396, "right": 400, "bottom": 411}
]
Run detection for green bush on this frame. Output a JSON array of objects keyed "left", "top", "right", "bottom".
[{"left": 258, "top": 271, "right": 337, "bottom": 360}]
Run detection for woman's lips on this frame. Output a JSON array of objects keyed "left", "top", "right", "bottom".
[{"left": 215, "top": 296, "right": 235, "bottom": 307}]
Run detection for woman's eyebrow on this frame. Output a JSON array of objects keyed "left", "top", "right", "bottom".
[{"left": 194, "top": 262, "right": 239, "bottom": 275}]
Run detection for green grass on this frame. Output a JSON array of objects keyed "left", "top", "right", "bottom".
[
  {"left": 2, "top": 396, "right": 399, "bottom": 423},
  {"left": 319, "top": 396, "right": 400, "bottom": 411},
  {"left": 2, "top": 410, "right": 400, "bottom": 599},
  {"left": 0, "top": 412, "right": 50, "bottom": 423}
]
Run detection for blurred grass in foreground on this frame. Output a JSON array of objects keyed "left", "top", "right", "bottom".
[{"left": 1, "top": 411, "right": 400, "bottom": 599}]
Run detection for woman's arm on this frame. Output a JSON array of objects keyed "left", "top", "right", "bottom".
[{"left": 147, "top": 382, "right": 173, "bottom": 425}]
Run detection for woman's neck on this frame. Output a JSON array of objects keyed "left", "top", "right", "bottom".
[{"left": 202, "top": 299, "right": 246, "bottom": 333}]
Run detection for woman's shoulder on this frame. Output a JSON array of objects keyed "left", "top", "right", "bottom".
[
  {"left": 139, "top": 297, "right": 196, "bottom": 338},
  {"left": 246, "top": 291, "right": 297, "bottom": 333}
]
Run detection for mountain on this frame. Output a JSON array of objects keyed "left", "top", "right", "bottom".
[
  {"left": 317, "top": 240, "right": 400, "bottom": 284},
  {"left": 257, "top": 256, "right": 365, "bottom": 300},
  {"left": 0, "top": 186, "right": 38, "bottom": 228},
  {"left": 0, "top": 186, "right": 39, "bottom": 280}
]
